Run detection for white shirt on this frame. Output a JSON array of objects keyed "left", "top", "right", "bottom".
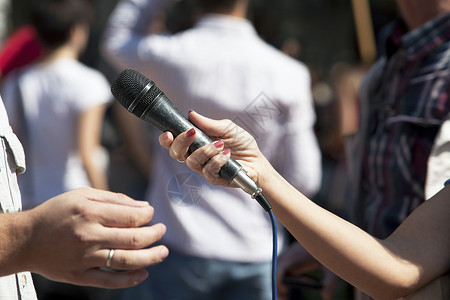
[
  {"left": 1, "top": 58, "right": 111, "bottom": 209},
  {"left": 103, "top": 0, "right": 322, "bottom": 261},
  {"left": 0, "top": 96, "right": 37, "bottom": 300},
  {"left": 425, "top": 113, "right": 450, "bottom": 198}
]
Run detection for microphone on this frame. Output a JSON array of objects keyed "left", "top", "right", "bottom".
[{"left": 111, "top": 69, "right": 272, "bottom": 211}]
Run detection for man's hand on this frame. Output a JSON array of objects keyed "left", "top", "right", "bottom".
[{"left": 20, "top": 188, "right": 168, "bottom": 289}]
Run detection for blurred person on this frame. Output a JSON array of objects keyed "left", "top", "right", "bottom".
[
  {"left": 348, "top": 0, "right": 450, "bottom": 237},
  {"left": 345, "top": 0, "right": 450, "bottom": 298},
  {"left": 1, "top": 0, "right": 112, "bottom": 298},
  {"left": 158, "top": 110, "right": 450, "bottom": 300},
  {"left": 0, "top": 93, "right": 169, "bottom": 300},
  {"left": 104, "top": 9, "right": 169, "bottom": 200},
  {"left": 0, "top": 25, "right": 43, "bottom": 82},
  {"left": 0, "top": 0, "right": 10, "bottom": 44},
  {"left": 102, "top": 0, "right": 322, "bottom": 299},
  {"left": 1, "top": 0, "right": 110, "bottom": 209}
]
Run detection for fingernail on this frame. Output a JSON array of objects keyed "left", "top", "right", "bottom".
[
  {"left": 160, "top": 247, "right": 169, "bottom": 260},
  {"left": 163, "top": 132, "right": 170, "bottom": 140},
  {"left": 222, "top": 149, "right": 230, "bottom": 155},
  {"left": 188, "top": 109, "right": 194, "bottom": 114},
  {"left": 186, "top": 128, "right": 196, "bottom": 137},
  {"left": 213, "top": 140, "right": 224, "bottom": 148}
]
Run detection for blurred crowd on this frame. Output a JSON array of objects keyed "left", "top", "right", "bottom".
[{"left": 1, "top": 0, "right": 449, "bottom": 300}]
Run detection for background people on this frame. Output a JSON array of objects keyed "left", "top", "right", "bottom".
[
  {"left": 1, "top": 0, "right": 111, "bottom": 210},
  {"left": 0, "top": 25, "right": 42, "bottom": 82},
  {"left": 102, "top": 0, "right": 322, "bottom": 298},
  {"left": 1, "top": 0, "right": 113, "bottom": 298},
  {"left": 348, "top": 0, "right": 450, "bottom": 237},
  {"left": 346, "top": 3, "right": 450, "bottom": 298}
]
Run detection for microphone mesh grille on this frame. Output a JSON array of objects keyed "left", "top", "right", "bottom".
[{"left": 111, "top": 69, "right": 152, "bottom": 108}]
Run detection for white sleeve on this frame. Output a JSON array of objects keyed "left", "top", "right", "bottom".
[
  {"left": 72, "top": 70, "right": 112, "bottom": 112},
  {"left": 101, "top": 0, "right": 175, "bottom": 73},
  {"left": 425, "top": 114, "right": 450, "bottom": 199},
  {"left": 277, "top": 66, "right": 322, "bottom": 197}
]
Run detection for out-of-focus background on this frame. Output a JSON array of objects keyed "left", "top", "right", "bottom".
[
  {"left": 0, "top": 1, "right": 402, "bottom": 299},
  {"left": 1, "top": 0, "right": 399, "bottom": 77}
]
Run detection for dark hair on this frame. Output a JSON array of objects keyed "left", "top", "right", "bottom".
[
  {"left": 31, "top": 0, "right": 94, "bottom": 49},
  {"left": 194, "top": 0, "right": 240, "bottom": 13}
]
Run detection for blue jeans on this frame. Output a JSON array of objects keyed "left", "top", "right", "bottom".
[{"left": 117, "top": 249, "right": 272, "bottom": 300}]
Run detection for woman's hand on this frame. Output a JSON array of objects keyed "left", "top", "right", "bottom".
[{"left": 159, "top": 110, "right": 270, "bottom": 188}]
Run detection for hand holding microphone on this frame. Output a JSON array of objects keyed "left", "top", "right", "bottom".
[
  {"left": 158, "top": 110, "right": 269, "bottom": 189},
  {"left": 111, "top": 69, "right": 272, "bottom": 211}
]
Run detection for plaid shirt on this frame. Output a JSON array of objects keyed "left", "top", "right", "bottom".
[{"left": 348, "top": 13, "right": 450, "bottom": 238}]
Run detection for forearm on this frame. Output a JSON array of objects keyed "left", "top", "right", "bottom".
[
  {"left": 159, "top": 112, "right": 444, "bottom": 298},
  {"left": 83, "top": 157, "right": 109, "bottom": 190},
  {"left": 259, "top": 160, "right": 420, "bottom": 299},
  {"left": 102, "top": 0, "right": 174, "bottom": 70},
  {"left": 78, "top": 105, "right": 109, "bottom": 190},
  {"left": 0, "top": 211, "right": 34, "bottom": 276}
]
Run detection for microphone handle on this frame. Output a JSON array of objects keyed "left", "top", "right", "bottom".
[
  {"left": 139, "top": 93, "right": 272, "bottom": 211},
  {"left": 140, "top": 93, "right": 241, "bottom": 181}
]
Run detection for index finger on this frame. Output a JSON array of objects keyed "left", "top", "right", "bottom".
[
  {"left": 76, "top": 187, "right": 150, "bottom": 208},
  {"left": 86, "top": 199, "right": 154, "bottom": 228}
]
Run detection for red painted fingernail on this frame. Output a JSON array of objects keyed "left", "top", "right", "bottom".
[
  {"left": 222, "top": 149, "right": 230, "bottom": 155},
  {"left": 186, "top": 128, "right": 196, "bottom": 137},
  {"left": 188, "top": 109, "right": 194, "bottom": 114},
  {"left": 163, "top": 132, "right": 170, "bottom": 140},
  {"left": 213, "top": 140, "right": 224, "bottom": 148}
]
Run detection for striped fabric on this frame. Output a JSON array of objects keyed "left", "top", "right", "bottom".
[{"left": 355, "top": 13, "right": 450, "bottom": 238}]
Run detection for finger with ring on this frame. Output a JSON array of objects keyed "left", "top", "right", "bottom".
[{"left": 106, "top": 249, "right": 115, "bottom": 268}]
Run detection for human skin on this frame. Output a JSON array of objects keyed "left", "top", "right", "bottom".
[
  {"left": 159, "top": 111, "right": 450, "bottom": 299},
  {"left": 0, "top": 187, "right": 168, "bottom": 289}
]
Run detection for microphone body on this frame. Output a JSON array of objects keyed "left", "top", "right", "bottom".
[{"left": 111, "top": 69, "right": 271, "bottom": 211}]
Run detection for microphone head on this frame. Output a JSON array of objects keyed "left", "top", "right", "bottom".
[
  {"left": 110, "top": 68, "right": 196, "bottom": 138},
  {"left": 111, "top": 69, "right": 163, "bottom": 117}
]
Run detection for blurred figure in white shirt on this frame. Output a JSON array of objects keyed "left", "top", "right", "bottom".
[{"left": 103, "top": 0, "right": 322, "bottom": 299}]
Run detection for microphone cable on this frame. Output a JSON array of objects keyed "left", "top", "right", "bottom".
[{"left": 255, "top": 193, "right": 277, "bottom": 300}]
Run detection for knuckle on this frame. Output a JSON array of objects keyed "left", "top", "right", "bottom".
[
  {"left": 115, "top": 192, "right": 128, "bottom": 200},
  {"left": 186, "top": 155, "right": 201, "bottom": 169},
  {"left": 185, "top": 156, "right": 195, "bottom": 166},
  {"left": 73, "top": 226, "right": 96, "bottom": 246},
  {"left": 169, "top": 147, "right": 177, "bottom": 159},
  {"left": 126, "top": 231, "right": 143, "bottom": 248},
  {"left": 125, "top": 213, "right": 139, "bottom": 227}
]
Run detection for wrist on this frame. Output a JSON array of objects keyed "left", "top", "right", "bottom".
[
  {"left": 256, "top": 155, "right": 278, "bottom": 190},
  {"left": 0, "top": 210, "right": 35, "bottom": 275}
]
